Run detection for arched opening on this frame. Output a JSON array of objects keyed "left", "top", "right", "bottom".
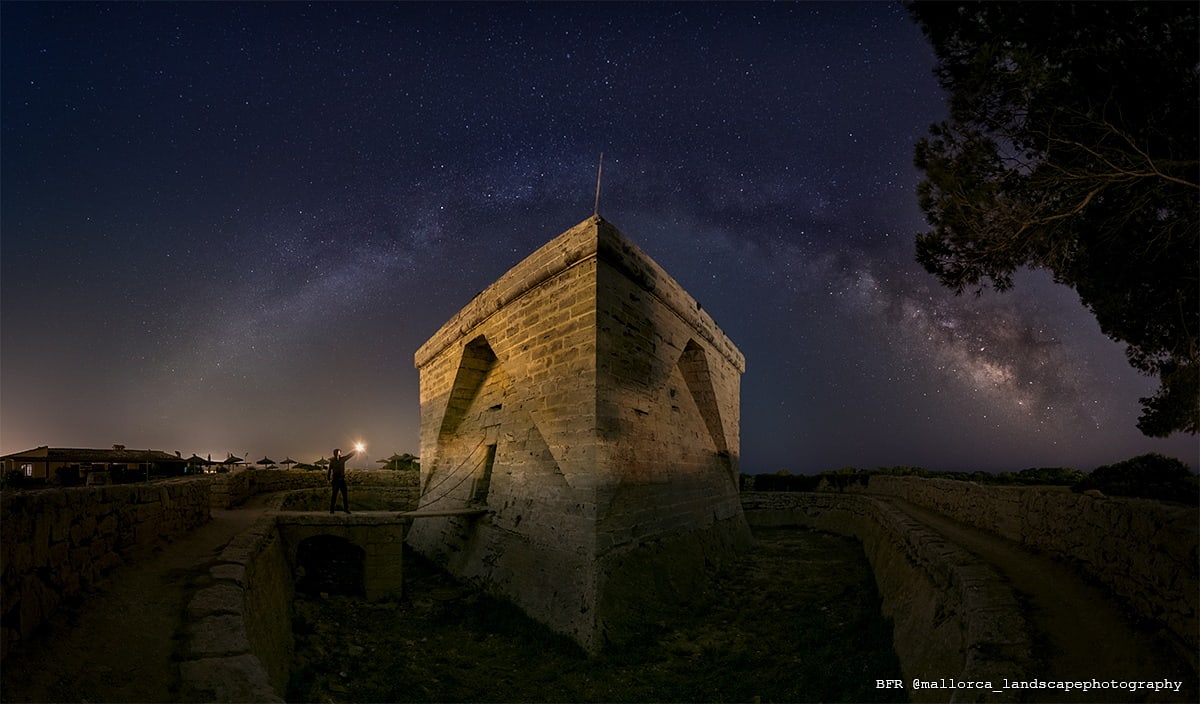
[
  {"left": 439, "top": 335, "right": 497, "bottom": 439},
  {"left": 295, "top": 535, "right": 366, "bottom": 597},
  {"left": 676, "top": 339, "right": 728, "bottom": 455}
]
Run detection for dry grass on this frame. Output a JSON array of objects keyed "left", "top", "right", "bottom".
[{"left": 288, "top": 527, "right": 905, "bottom": 703}]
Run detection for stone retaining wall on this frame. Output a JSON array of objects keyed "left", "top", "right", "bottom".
[
  {"left": 742, "top": 491, "right": 1035, "bottom": 703},
  {"left": 277, "top": 486, "right": 419, "bottom": 513},
  {"left": 210, "top": 468, "right": 417, "bottom": 509},
  {"left": 179, "top": 512, "right": 291, "bottom": 703},
  {"left": 851, "top": 477, "right": 1199, "bottom": 667},
  {"left": 0, "top": 477, "right": 211, "bottom": 660},
  {"left": 178, "top": 509, "right": 411, "bottom": 702},
  {"left": 275, "top": 513, "right": 410, "bottom": 601},
  {"left": 0, "top": 470, "right": 414, "bottom": 658}
]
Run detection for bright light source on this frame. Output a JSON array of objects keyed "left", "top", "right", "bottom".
[{"left": 354, "top": 442, "right": 366, "bottom": 453}]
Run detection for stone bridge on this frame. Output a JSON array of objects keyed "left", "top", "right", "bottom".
[
  {"left": 178, "top": 509, "right": 418, "bottom": 701},
  {"left": 178, "top": 506, "right": 490, "bottom": 702},
  {"left": 272, "top": 509, "right": 486, "bottom": 600},
  {"left": 273, "top": 512, "right": 410, "bottom": 601}
]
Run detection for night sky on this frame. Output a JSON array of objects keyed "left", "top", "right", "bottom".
[{"left": 2, "top": 2, "right": 1195, "bottom": 473}]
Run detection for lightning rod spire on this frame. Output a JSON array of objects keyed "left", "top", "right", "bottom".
[{"left": 593, "top": 152, "right": 604, "bottom": 216}]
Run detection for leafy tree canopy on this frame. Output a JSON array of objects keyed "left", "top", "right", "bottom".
[
  {"left": 908, "top": 1, "right": 1199, "bottom": 436},
  {"left": 1073, "top": 452, "right": 1199, "bottom": 504}
]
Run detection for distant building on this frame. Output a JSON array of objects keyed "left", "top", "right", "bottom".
[
  {"left": 407, "top": 215, "right": 750, "bottom": 653},
  {"left": 0, "top": 445, "right": 188, "bottom": 485}
]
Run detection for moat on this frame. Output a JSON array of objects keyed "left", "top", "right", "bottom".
[
  {"left": 3, "top": 472, "right": 1195, "bottom": 703},
  {"left": 287, "top": 528, "right": 904, "bottom": 703}
]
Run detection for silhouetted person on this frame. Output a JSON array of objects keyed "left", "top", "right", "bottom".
[{"left": 328, "top": 448, "right": 356, "bottom": 514}]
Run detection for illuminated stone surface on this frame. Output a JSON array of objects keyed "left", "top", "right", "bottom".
[{"left": 406, "top": 216, "right": 751, "bottom": 652}]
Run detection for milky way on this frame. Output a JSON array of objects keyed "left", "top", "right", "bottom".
[{"left": 2, "top": 1, "right": 1194, "bottom": 472}]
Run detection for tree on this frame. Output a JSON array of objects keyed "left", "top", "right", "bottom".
[
  {"left": 1072, "top": 453, "right": 1198, "bottom": 504},
  {"left": 908, "top": 1, "right": 1199, "bottom": 436}
]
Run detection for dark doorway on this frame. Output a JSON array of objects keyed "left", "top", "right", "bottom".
[
  {"left": 472, "top": 444, "right": 496, "bottom": 505},
  {"left": 296, "top": 535, "right": 366, "bottom": 596}
]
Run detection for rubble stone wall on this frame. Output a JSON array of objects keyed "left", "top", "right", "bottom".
[
  {"left": 0, "top": 478, "right": 211, "bottom": 659},
  {"left": 854, "top": 476, "right": 1198, "bottom": 664},
  {"left": 742, "top": 491, "right": 1036, "bottom": 703}
]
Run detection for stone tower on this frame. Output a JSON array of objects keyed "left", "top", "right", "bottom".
[{"left": 406, "top": 215, "right": 750, "bottom": 652}]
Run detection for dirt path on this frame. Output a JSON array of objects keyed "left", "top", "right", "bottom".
[
  {"left": 880, "top": 496, "right": 1195, "bottom": 703},
  {"left": 1, "top": 495, "right": 276, "bottom": 704}
]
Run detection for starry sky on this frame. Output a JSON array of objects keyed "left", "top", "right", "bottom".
[{"left": 2, "top": 1, "right": 1195, "bottom": 473}]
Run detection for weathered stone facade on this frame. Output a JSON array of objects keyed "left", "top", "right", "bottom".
[{"left": 406, "top": 215, "right": 751, "bottom": 652}]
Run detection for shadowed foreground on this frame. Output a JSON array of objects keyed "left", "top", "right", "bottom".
[
  {"left": 0, "top": 490, "right": 901, "bottom": 704},
  {"left": 0, "top": 494, "right": 277, "bottom": 703},
  {"left": 288, "top": 528, "right": 904, "bottom": 703}
]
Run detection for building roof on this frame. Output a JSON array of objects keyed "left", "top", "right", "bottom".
[{"left": 0, "top": 446, "right": 186, "bottom": 464}]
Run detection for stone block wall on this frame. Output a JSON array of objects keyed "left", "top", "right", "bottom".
[
  {"left": 275, "top": 514, "right": 409, "bottom": 601},
  {"left": 178, "top": 511, "right": 411, "bottom": 702},
  {"left": 276, "top": 486, "right": 419, "bottom": 512},
  {"left": 408, "top": 216, "right": 750, "bottom": 652},
  {"left": 593, "top": 251, "right": 746, "bottom": 540},
  {"left": 1, "top": 470, "right": 413, "bottom": 663},
  {"left": 408, "top": 217, "right": 609, "bottom": 647},
  {"left": 0, "top": 478, "right": 211, "bottom": 659},
  {"left": 587, "top": 222, "right": 750, "bottom": 645},
  {"left": 179, "top": 514, "right": 291, "bottom": 703},
  {"left": 854, "top": 476, "right": 1198, "bottom": 666},
  {"left": 211, "top": 468, "right": 416, "bottom": 509},
  {"left": 210, "top": 468, "right": 256, "bottom": 508},
  {"left": 742, "top": 491, "right": 1036, "bottom": 703}
]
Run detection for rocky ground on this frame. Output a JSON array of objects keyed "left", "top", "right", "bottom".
[{"left": 287, "top": 527, "right": 905, "bottom": 703}]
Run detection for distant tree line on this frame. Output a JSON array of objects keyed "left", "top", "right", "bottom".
[{"left": 742, "top": 453, "right": 1198, "bottom": 506}]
